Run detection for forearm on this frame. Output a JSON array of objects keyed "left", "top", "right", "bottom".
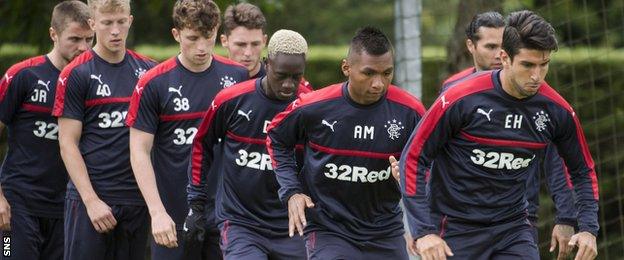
[
  {"left": 59, "top": 141, "right": 98, "bottom": 203},
  {"left": 130, "top": 148, "right": 166, "bottom": 215}
]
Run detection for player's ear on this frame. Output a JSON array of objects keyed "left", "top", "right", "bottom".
[
  {"left": 49, "top": 27, "right": 57, "bottom": 43},
  {"left": 171, "top": 28, "right": 181, "bottom": 43},
  {"left": 466, "top": 39, "right": 475, "bottom": 54},
  {"left": 500, "top": 50, "right": 510, "bottom": 66},
  {"left": 220, "top": 34, "right": 228, "bottom": 47},
  {"left": 341, "top": 59, "right": 349, "bottom": 77},
  {"left": 88, "top": 18, "right": 96, "bottom": 31}
]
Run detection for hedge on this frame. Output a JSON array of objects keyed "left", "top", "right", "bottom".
[{"left": 0, "top": 45, "right": 622, "bottom": 255}]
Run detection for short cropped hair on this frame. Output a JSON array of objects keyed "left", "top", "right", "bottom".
[
  {"left": 173, "top": 0, "right": 221, "bottom": 37},
  {"left": 87, "top": 0, "right": 130, "bottom": 14},
  {"left": 222, "top": 3, "right": 266, "bottom": 35},
  {"left": 267, "top": 29, "right": 307, "bottom": 58},
  {"left": 465, "top": 11, "right": 505, "bottom": 42},
  {"left": 51, "top": 1, "right": 91, "bottom": 33},
  {"left": 503, "top": 10, "right": 558, "bottom": 61},
  {"left": 348, "top": 26, "right": 393, "bottom": 57}
]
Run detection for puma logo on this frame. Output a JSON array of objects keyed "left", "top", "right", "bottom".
[
  {"left": 58, "top": 77, "right": 67, "bottom": 86},
  {"left": 168, "top": 85, "right": 183, "bottom": 97},
  {"left": 441, "top": 95, "right": 450, "bottom": 109},
  {"left": 322, "top": 119, "right": 337, "bottom": 132},
  {"left": 3, "top": 73, "right": 12, "bottom": 82},
  {"left": 90, "top": 74, "right": 103, "bottom": 84},
  {"left": 237, "top": 109, "right": 252, "bottom": 121},
  {"left": 37, "top": 80, "right": 50, "bottom": 91},
  {"left": 477, "top": 108, "right": 493, "bottom": 121}
]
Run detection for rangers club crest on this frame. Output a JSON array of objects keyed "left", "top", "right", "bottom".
[
  {"left": 532, "top": 110, "right": 551, "bottom": 132},
  {"left": 134, "top": 68, "right": 147, "bottom": 79},
  {"left": 384, "top": 119, "right": 405, "bottom": 140},
  {"left": 220, "top": 76, "right": 237, "bottom": 88}
]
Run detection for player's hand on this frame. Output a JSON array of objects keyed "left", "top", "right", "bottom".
[
  {"left": 287, "top": 193, "right": 314, "bottom": 237},
  {"left": 183, "top": 202, "right": 206, "bottom": 244},
  {"left": 389, "top": 156, "right": 400, "bottom": 182},
  {"left": 405, "top": 232, "right": 418, "bottom": 256},
  {"left": 550, "top": 224, "right": 574, "bottom": 259},
  {"left": 416, "top": 234, "right": 453, "bottom": 260},
  {"left": 151, "top": 210, "right": 178, "bottom": 248},
  {"left": 84, "top": 198, "right": 117, "bottom": 233},
  {"left": 568, "top": 231, "right": 597, "bottom": 260},
  {"left": 0, "top": 196, "right": 10, "bottom": 231}
]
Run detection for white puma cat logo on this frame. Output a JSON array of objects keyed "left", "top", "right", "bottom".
[
  {"left": 168, "top": 85, "right": 183, "bottom": 97},
  {"left": 477, "top": 108, "right": 493, "bottom": 121},
  {"left": 90, "top": 74, "right": 103, "bottom": 84},
  {"left": 441, "top": 95, "right": 450, "bottom": 109},
  {"left": 37, "top": 80, "right": 50, "bottom": 91},
  {"left": 237, "top": 109, "right": 252, "bottom": 121},
  {"left": 322, "top": 119, "right": 337, "bottom": 132}
]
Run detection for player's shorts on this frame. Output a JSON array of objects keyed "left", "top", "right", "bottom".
[
  {"left": 528, "top": 216, "right": 539, "bottom": 244},
  {"left": 219, "top": 221, "right": 306, "bottom": 260},
  {"left": 304, "top": 230, "right": 408, "bottom": 260},
  {"left": 435, "top": 214, "right": 538, "bottom": 260},
  {"left": 0, "top": 210, "right": 63, "bottom": 260},
  {"left": 63, "top": 198, "right": 149, "bottom": 260},
  {"left": 151, "top": 227, "right": 221, "bottom": 260}
]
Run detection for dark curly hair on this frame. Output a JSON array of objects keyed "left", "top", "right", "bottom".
[{"left": 173, "top": 0, "right": 221, "bottom": 38}]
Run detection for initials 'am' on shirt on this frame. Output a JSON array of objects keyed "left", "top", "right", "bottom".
[
  {"left": 52, "top": 49, "right": 157, "bottom": 205},
  {"left": 267, "top": 82, "right": 426, "bottom": 241}
]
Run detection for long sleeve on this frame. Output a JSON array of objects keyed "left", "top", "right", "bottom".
[
  {"left": 266, "top": 100, "right": 305, "bottom": 203},
  {"left": 400, "top": 97, "right": 463, "bottom": 239},
  {"left": 187, "top": 97, "right": 230, "bottom": 204},
  {"left": 552, "top": 109, "right": 599, "bottom": 236},
  {"left": 543, "top": 144, "right": 578, "bottom": 226}
]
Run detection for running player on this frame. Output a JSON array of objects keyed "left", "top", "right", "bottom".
[
  {"left": 0, "top": 2, "right": 93, "bottom": 259},
  {"left": 267, "top": 27, "right": 426, "bottom": 259},
  {"left": 220, "top": 3, "right": 267, "bottom": 79},
  {"left": 400, "top": 10, "right": 599, "bottom": 260},
  {"left": 52, "top": 0, "right": 157, "bottom": 259},
  {"left": 187, "top": 29, "right": 310, "bottom": 260},
  {"left": 442, "top": 11, "right": 577, "bottom": 258},
  {"left": 126, "top": 0, "right": 248, "bottom": 259}
]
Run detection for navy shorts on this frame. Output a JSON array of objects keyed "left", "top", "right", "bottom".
[
  {"left": 437, "top": 216, "right": 538, "bottom": 260},
  {"left": 219, "top": 221, "right": 305, "bottom": 260},
  {"left": 0, "top": 210, "right": 63, "bottom": 260},
  {"left": 304, "top": 230, "right": 408, "bottom": 260},
  {"left": 150, "top": 227, "right": 221, "bottom": 260},
  {"left": 63, "top": 198, "right": 149, "bottom": 260}
]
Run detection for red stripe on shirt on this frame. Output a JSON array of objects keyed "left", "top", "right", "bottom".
[
  {"left": 127, "top": 57, "right": 178, "bottom": 126},
  {"left": 404, "top": 72, "right": 494, "bottom": 196},
  {"left": 53, "top": 51, "right": 94, "bottom": 116},
  {"left": 191, "top": 80, "right": 257, "bottom": 185},
  {"left": 308, "top": 141, "right": 401, "bottom": 159},
  {"left": 22, "top": 103, "right": 52, "bottom": 113},
  {"left": 460, "top": 131, "right": 547, "bottom": 149},
  {"left": 266, "top": 84, "right": 343, "bottom": 169},
  {"left": 160, "top": 111, "right": 205, "bottom": 122},
  {"left": 539, "top": 84, "right": 599, "bottom": 200},
  {"left": 386, "top": 85, "right": 427, "bottom": 116},
  {"left": 85, "top": 97, "right": 130, "bottom": 107},
  {"left": 226, "top": 131, "right": 265, "bottom": 145},
  {"left": 0, "top": 56, "right": 47, "bottom": 102}
]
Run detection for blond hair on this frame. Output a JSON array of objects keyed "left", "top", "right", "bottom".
[
  {"left": 267, "top": 29, "right": 308, "bottom": 58},
  {"left": 87, "top": 0, "right": 131, "bottom": 14}
]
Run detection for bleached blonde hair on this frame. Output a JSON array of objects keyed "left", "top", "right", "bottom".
[
  {"left": 87, "top": 0, "right": 130, "bottom": 14},
  {"left": 267, "top": 29, "right": 308, "bottom": 58}
]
